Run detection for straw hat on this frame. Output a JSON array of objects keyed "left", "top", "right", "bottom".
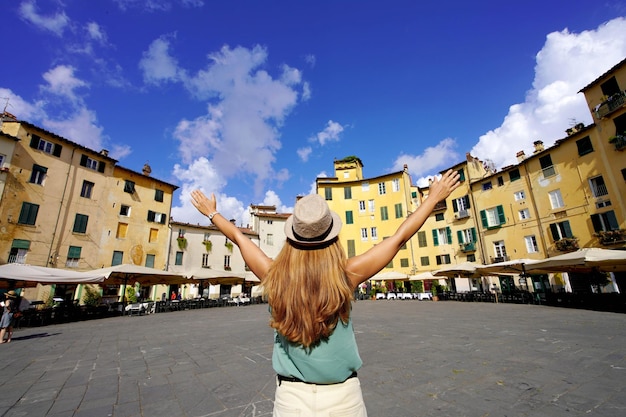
[
  {"left": 5, "top": 290, "right": 16, "bottom": 298},
  {"left": 284, "top": 194, "right": 342, "bottom": 247}
]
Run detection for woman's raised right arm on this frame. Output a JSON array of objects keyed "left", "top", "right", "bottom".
[{"left": 190, "top": 190, "right": 273, "bottom": 281}]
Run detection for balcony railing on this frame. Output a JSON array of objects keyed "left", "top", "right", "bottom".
[
  {"left": 609, "top": 134, "right": 626, "bottom": 151},
  {"left": 490, "top": 256, "right": 510, "bottom": 263},
  {"left": 432, "top": 201, "right": 447, "bottom": 212},
  {"left": 594, "top": 229, "right": 626, "bottom": 246},
  {"left": 594, "top": 91, "right": 626, "bottom": 119},
  {"left": 7, "top": 255, "right": 26, "bottom": 264},
  {"left": 460, "top": 242, "right": 476, "bottom": 252},
  {"left": 554, "top": 237, "right": 579, "bottom": 252}
]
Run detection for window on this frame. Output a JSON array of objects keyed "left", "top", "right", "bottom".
[
  {"left": 539, "top": 154, "right": 555, "bottom": 178},
  {"left": 224, "top": 255, "right": 231, "bottom": 269},
  {"left": 116, "top": 222, "right": 128, "bottom": 238},
  {"left": 524, "top": 236, "right": 539, "bottom": 253},
  {"left": 576, "top": 136, "right": 593, "bottom": 156},
  {"left": 149, "top": 228, "right": 158, "bottom": 243},
  {"left": 175, "top": 251, "right": 183, "bottom": 265},
  {"left": 514, "top": 191, "right": 525, "bottom": 201},
  {"left": 436, "top": 254, "right": 451, "bottom": 265},
  {"left": 591, "top": 211, "right": 619, "bottom": 232},
  {"left": 549, "top": 221, "right": 573, "bottom": 241},
  {"left": 417, "top": 231, "right": 427, "bottom": 247},
  {"left": 266, "top": 220, "right": 273, "bottom": 225},
  {"left": 360, "top": 228, "right": 368, "bottom": 241},
  {"left": 378, "top": 182, "right": 386, "bottom": 195},
  {"left": 394, "top": 203, "right": 403, "bottom": 219},
  {"left": 392, "top": 178, "right": 400, "bottom": 192},
  {"left": 368, "top": 200, "right": 375, "bottom": 213},
  {"left": 358, "top": 201, "right": 366, "bottom": 213},
  {"left": 420, "top": 256, "right": 430, "bottom": 266},
  {"left": 457, "top": 228, "right": 477, "bottom": 244},
  {"left": 202, "top": 253, "right": 210, "bottom": 268},
  {"left": 203, "top": 232, "right": 211, "bottom": 241},
  {"left": 480, "top": 206, "right": 506, "bottom": 229},
  {"left": 178, "top": 228, "right": 186, "bottom": 238},
  {"left": 30, "top": 134, "right": 62, "bottom": 157},
  {"left": 120, "top": 205, "right": 131, "bottom": 216},
  {"left": 155, "top": 189, "right": 164, "bottom": 202},
  {"left": 66, "top": 246, "right": 81, "bottom": 268},
  {"left": 589, "top": 176, "right": 608, "bottom": 198},
  {"left": 518, "top": 208, "right": 531, "bottom": 220},
  {"left": 145, "top": 254, "right": 155, "bottom": 268},
  {"left": 112, "top": 251, "right": 123, "bottom": 266},
  {"left": 371, "top": 227, "right": 378, "bottom": 241},
  {"left": 18, "top": 202, "right": 39, "bottom": 225},
  {"left": 482, "top": 181, "right": 492, "bottom": 191},
  {"left": 345, "top": 211, "right": 354, "bottom": 224},
  {"left": 267, "top": 233, "right": 274, "bottom": 246},
  {"left": 324, "top": 188, "right": 332, "bottom": 200},
  {"left": 347, "top": 240, "right": 356, "bottom": 258},
  {"left": 497, "top": 176, "right": 504, "bottom": 187},
  {"left": 509, "top": 169, "right": 521, "bottom": 182},
  {"left": 124, "top": 180, "right": 135, "bottom": 194},
  {"left": 343, "top": 171, "right": 350, "bottom": 179},
  {"left": 457, "top": 168, "right": 465, "bottom": 182},
  {"left": 380, "top": 206, "right": 388, "bottom": 221},
  {"left": 147, "top": 210, "right": 167, "bottom": 224},
  {"left": 29, "top": 164, "right": 47, "bottom": 185},
  {"left": 548, "top": 190, "right": 565, "bottom": 209},
  {"left": 467, "top": 254, "right": 476, "bottom": 262},
  {"left": 452, "top": 195, "right": 470, "bottom": 216},
  {"left": 0, "top": 154, "right": 5, "bottom": 167},
  {"left": 81, "top": 180, "right": 94, "bottom": 198},
  {"left": 435, "top": 213, "right": 444, "bottom": 221},
  {"left": 432, "top": 227, "right": 452, "bottom": 246},
  {"left": 400, "top": 258, "right": 409, "bottom": 268},
  {"left": 344, "top": 187, "right": 352, "bottom": 199},
  {"left": 494, "top": 241, "right": 507, "bottom": 260},
  {"left": 80, "top": 154, "right": 105, "bottom": 172},
  {"left": 361, "top": 181, "right": 369, "bottom": 192},
  {"left": 8, "top": 240, "right": 29, "bottom": 264},
  {"left": 73, "top": 214, "right": 89, "bottom": 233}
]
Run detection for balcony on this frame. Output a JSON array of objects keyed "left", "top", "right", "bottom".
[
  {"left": 490, "top": 256, "right": 510, "bottom": 263},
  {"left": 432, "top": 201, "right": 447, "bottom": 212},
  {"left": 594, "top": 229, "right": 626, "bottom": 246},
  {"left": 594, "top": 91, "right": 626, "bottom": 119},
  {"left": 454, "top": 209, "right": 470, "bottom": 220},
  {"left": 554, "top": 237, "right": 579, "bottom": 252},
  {"left": 609, "top": 134, "right": 626, "bottom": 151},
  {"left": 459, "top": 242, "right": 476, "bottom": 252}
]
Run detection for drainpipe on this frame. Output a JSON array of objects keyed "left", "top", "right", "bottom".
[{"left": 47, "top": 148, "right": 75, "bottom": 267}]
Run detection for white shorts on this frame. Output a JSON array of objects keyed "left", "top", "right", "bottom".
[{"left": 273, "top": 376, "right": 367, "bottom": 417}]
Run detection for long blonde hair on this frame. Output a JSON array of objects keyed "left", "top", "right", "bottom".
[{"left": 263, "top": 239, "right": 353, "bottom": 348}]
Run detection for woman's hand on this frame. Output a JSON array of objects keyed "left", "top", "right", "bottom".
[
  {"left": 428, "top": 170, "right": 461, "bottom": 203},
  {"left": 190, "top": 190, "right": 217, "bottom": 218}
]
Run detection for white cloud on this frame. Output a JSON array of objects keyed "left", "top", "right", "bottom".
[
  {"left": 310, "top": 120, "right": 345, "bottom": 146},
  {"left": 392, "top": 137, "right": 460, "bottom": 180},
  {"left": 0, "top": 88, "right": 45, "bottom": 120},
  {"left": 139, "top": 36, "right": 181, "bottom": 85},
  {"left": 297, "top": 146, "right": 313, "bottom": 162},
  {"left": 114, "top": 0, "right": 203, "bottom": 12},
  {"left": 43, "top": 107, "right": 106, "bottom": 151},
  {"left": 41, "top": 65, "right": 88, "bottom": 103},
  {"left": 19, "top": 1, "right": 70, "bottom": 37},
  {"left": 304, "top": 54, "right": 316, "bottom": 67},
  {"left": 471, "top": 17, "right": 626, "bottom": 170},
  {"left": 85, "top": 22, "right": 108, "bottom": 45}
]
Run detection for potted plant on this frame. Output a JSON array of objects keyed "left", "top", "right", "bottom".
[
  {"left": 177, "top": 237, "right": 187, "bottom": 250},
  {"left": 555, "top": 237, "right": 579, "bottom": 252},
  {"left": 594, "top": 229, "right": 626, "bottom": 245},
  {"left": 225, "top": 241, "right": 234, "bottom": 252},
  {"left": 203, "top": 240, "right": 212, "bottom": 252},
  {"left": 431, "top": 283, "right": 439, "bottom": 301}
]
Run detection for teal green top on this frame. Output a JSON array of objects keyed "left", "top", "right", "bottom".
[{"left": 272, "top": 316, "right": 363, "bottom": 384}]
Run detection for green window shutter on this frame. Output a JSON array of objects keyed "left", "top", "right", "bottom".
[
  {"left": 111, "top": 251, "right": 123, "bottom": 266},
  {"left": 345, "top": 211, "right": 353, "bottom": 225},
  {"left": 480, "top": 210, "right": 488, "bottom": 228},
  {"left": 344, "top": 187, "right": 352, "bottom": 199},
  {"left": 457, "top": 230, "right": 463, "bottom": 244},
  {"left": 347, "top": 240, "right": 356, "bottom": 258},
  {"left": 145, "top": 254, "right": 155, "bottom": 268},
  {"left": 11, "top": 239, "right": 30, "bottom": 249},
  {"left": 590, "top": 214, "right": 602, "bottom": 232},
  {"left": 67, "top": 246, "right": 82, "bottom": 258},
  {"left": 18, "top": 203, "right": 39, "bottom": 225},
  {"left": 496, "top": 205, "right": 506, "bottom": 225},
  {"left": 471, "top": 228, "right": 477, "bottom": 242},
  {"left": 417, "top": 231, "right": 427, "bottom": 247},
  {"left": 395, "top": 203, "right": 403, "bottom": 218},
  {"left": 607, "top": 211, "right": 619, "bottom": 230},
  {"left": 446, "top": 227, "right": 452, "bottom": 244},
  {"left": 432, "top": 229, "right": 439, "bottom": 246},
  {"left": 380, "top": 206, "right": 388, "bottom": 221},
  {"left": 324, "top": 188, "right": 332, "bottom": 200},
  {"left": 464, "top": 195, "right": 471, "bottom": 209},
  {"left": 563, "top": 221, "right": 573, "bottom": 238},
  {"left": 452, "top": 199, "right": 458, "bottom": 212},
  {"left": 549, "top": 223, "right": 559, "bottom": 240},
  {"left": 458, "top": 169, "right": 465, "bottom": 182}
]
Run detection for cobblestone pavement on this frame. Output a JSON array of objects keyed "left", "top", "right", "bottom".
[{"left": 0, "top": 301, "right": 625, "bottom": 417}]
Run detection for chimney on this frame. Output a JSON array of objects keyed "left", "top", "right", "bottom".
[
  {"left": 142, "top": 163, "right": 152, "bottom": 176},
  {"left": 100, "top": 149, "right": 109, "bottom": 157},
  {"left": 516, "top": 150, "right": 526, "bottom": 162},
  {"left": 533, "top": 140, "right": 544, "bottom": 153}
]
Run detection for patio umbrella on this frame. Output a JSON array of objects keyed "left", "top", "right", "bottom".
[
  {"left": 368, "top": 271, "right": 409, "bottom": 281},
  {"left": 476, "top": 258, "right": 542, "bottom": 276},
  {"left": 433, "top": 262, "right": 481, "bottom": 278},
  {"left": 185, "top": 268, "right": 245, "bottom": 285},
  {"left": 0, "top": 263, "right": 105, "bottom": 289},
  {"left": 409, "top": 271, "right": 439, "bottom": 281},
  {"left": 87, "top": 264, "right": 188, "bottom": 307},
  {"left": 524, "top": 248, "right": 626, "bottom": 273}
]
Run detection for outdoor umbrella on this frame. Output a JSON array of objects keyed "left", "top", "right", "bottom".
[
  {"left": 409, "top": 271, "right": 439, "bottom": 281},
  {"left": 87, "top": 264, "right": 188, "bottom": 307},
  {"left": 476, "top": 258, "right": 542, "bottom": 276},
  {"left": 524, "top": 248, "right": 626, "bottom": 273},
  {"left": 185, "top": 268, "right": 245, "bottom": 285},
  {"left": 368, "top": 271, "right": 409, "bottom": 281},
  {"left": 0, "top": 263, "right": 105, "bottom": 289},
  {"left": 433, "top": 262, "right": 481, "bottom": 278}
]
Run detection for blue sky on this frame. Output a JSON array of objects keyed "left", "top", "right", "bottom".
[{"left": 2, "top": 0, "right": 626, "bottom": 226}]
